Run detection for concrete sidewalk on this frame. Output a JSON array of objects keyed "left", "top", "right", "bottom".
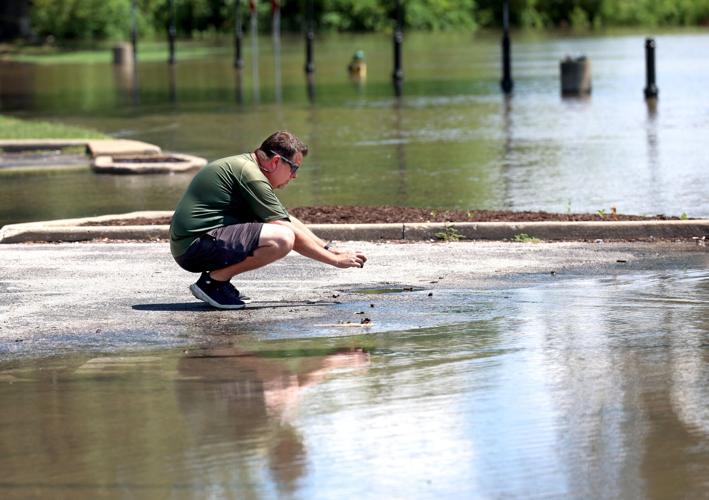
[
  {"left": 1, "top": 211, "right": 708, "bottom": 243},
  {"left": 1, "top": 239, "right": 707, "bottom": 360}
]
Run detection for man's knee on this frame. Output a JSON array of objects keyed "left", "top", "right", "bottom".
[{"left": 260, "top": 225, "right": 295, "bottom": 255}]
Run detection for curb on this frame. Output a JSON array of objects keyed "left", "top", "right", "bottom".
[{"left": 2, "top": 211, "right": 708, "bottom": 244}]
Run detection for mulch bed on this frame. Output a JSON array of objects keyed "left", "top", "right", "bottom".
[{"left": 80, "top": 205, "right": 681, "bottom": 226}]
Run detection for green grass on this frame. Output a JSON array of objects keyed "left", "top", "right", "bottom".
[
  {"left": 512, "top": 233, "right": 542, "bottom": 243},
  {"left": 435, "top": 225, "right": 464, "bottom": 242},
  {"left": 1, "top": 41, "right": 230, "bottom": 64},
  {"left": 0, "top": 116, "right": 108, "bottom": 140}
]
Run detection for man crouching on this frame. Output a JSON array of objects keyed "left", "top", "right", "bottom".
[{"left": 170, "top": 130, "right": 367, "bottom": 309}]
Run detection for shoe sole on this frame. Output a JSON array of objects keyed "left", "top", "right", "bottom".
[{"left": 189, "top": 284, "right": 246, "bottom": 310}]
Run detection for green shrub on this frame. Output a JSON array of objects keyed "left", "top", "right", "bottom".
[{"left": 26, "top": 0, "right": 709, "bottom": 43}]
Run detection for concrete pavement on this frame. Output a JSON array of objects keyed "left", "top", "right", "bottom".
[{"left": 1, "top": 239, "right": 707, "bottom": 361}]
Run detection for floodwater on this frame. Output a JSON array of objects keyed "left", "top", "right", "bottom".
[
  {"left": 1, "top": 269, "right": 707, "bottom": 498},
  {"left": 1, "top": 31, "right": 709, "bottom": 227}
]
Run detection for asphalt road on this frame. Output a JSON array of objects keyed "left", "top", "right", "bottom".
[{"left": 1, "top": 240, "right": 707, "bottom": 361}]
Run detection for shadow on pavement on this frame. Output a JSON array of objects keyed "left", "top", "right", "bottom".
[{"left": 132, "top": 302, "right": 336, "bottom": 312}]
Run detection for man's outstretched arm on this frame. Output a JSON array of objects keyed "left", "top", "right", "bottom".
[
  {"left": 270, "top": 220, "right": 367, "bottom": 268},
  {"left": 287, "top": 214, "right": 327, "bottom": 247}
]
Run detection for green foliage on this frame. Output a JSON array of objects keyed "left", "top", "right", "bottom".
[
  {"left": 512, "top": 233, "right": 541, "bottom": 243},
  {"left": 319, "top": 0, "right": 388, "bottom": 31},
  {"left": 31, "top": 0, "right": 129, "bottom": 41},
  {"left": 30, "top": 0, "right": 168, "bottom": 42},
  {"left": 476, "top": 0, "right": 709, "bottom": 29},
  {"left": 26, "top": 0, "right": 709, "bottom": 42},
  {"left": 435, "top": 224, "right": 463, "bottom": 242},
  {"left": 680, "top": 212, "right": 689, "bottom": 220},
  {"left": 404, "top": 0, "right": 476, "bottom": 31}
]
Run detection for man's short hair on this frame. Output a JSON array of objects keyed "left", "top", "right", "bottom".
[{"left": 260, "top": 131, "right": 308, "bottom": 160}]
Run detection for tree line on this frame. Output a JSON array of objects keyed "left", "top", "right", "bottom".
[{"left": 28, "top": 0, "right": 709, "bottom": 42}]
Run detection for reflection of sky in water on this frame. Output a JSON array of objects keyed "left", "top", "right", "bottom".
[
  {"left": 0, "top": 269, "right": 707, "bottom": 497},
  {"left": 290, "top": 270, "right": 708, "bottom": 498}
]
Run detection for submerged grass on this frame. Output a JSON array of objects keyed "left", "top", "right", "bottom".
[{"left": 1, "top": 41, "right": 230, "bottom": 64}]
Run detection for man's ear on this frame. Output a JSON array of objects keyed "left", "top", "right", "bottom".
[{"left": 255, "top": 149, "right": 270, "bottom": 165}]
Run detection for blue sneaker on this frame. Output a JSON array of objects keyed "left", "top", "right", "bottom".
[{"left": 189, "top": 273, "right": 247, "bottom": 310}]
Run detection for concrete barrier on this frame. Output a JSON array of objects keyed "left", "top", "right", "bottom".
[
  {"left": 1, "top": 213, "right": 707, "bottom": 244},
  {"left": 91, "top": 153, "right": 207, "bottom": 174},
  {"left": 309, "top": 223, "right": 404, "bottom": 242},
  {"left": 405, "top": 221, "right": 709, "bottom": 241}
]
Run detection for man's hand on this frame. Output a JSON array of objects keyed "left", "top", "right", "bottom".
[
  {"left": 333, "top": 250, "right": 367, "bottom": 269},
  {"left": 270, "top": 219, "right": 368, "bottom": 268}
]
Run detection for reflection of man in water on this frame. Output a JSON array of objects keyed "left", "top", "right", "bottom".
[{"left": 175, "top": 346, "right": 369, "bottom": 494}]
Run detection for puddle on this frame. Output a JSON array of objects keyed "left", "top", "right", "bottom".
[
  {"left": 0, "top": 269, "right": 707, "bottom": 498},
  {"left": 350, "top": 285, "right": 425, "bottom": 294}
]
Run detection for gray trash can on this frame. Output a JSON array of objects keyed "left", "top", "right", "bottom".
[{"left": 560, "top": 55, "right": 591, "bottom": 96}]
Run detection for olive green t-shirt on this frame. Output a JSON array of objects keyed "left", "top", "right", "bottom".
[{"left": 170, "top": 153, "right": 289, "bottom": 257}]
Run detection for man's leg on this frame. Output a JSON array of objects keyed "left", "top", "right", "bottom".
[{"left": 209, "top": 223, "right": 294, "bottom": 281}]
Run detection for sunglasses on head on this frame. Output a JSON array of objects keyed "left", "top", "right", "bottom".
[{"left": 269, "top": 150, "right": 299, "bottom": 175}]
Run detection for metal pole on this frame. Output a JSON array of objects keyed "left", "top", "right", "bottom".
[
  {"left": 304, "top": 0, "right": 314, "bottom": 75},
  {"left": 250, "top": 0, "right": 260, "bottom": 103},
  {"left": 392, "top": 0, "right": 403, "bottom": 96},
  {"left": 500, "top": 0, "right": 513, "bottom": 94},
  {"left": 168, "top": 0, "right": 176, "bottom": 64},
  {"left": 644, "top": 38, "right": 658, "bottom": 99},
  {"left": 272, "top": 0, "right": 282, "bottom": 102},
  {"left": 234, "top": 0, "right": 243, "bottom": 68},
  {"left": 130, "top": 0, "right": 138, "bottom": 64}
]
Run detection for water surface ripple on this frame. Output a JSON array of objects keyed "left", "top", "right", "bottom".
[{"left": 1, "top": 269, "right": 707, "bottom": 498}]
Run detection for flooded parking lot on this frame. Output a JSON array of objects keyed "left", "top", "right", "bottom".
[
  {"left": 2, "top": 32, "right": 709, "bottom": 226},
  {"left": 1, "top": 260, "right": 707, "bottom": 498}
]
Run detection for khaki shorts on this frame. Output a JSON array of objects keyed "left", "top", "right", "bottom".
[{"left": 174, "top": 223, "right": 263, "bottom": 273}]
